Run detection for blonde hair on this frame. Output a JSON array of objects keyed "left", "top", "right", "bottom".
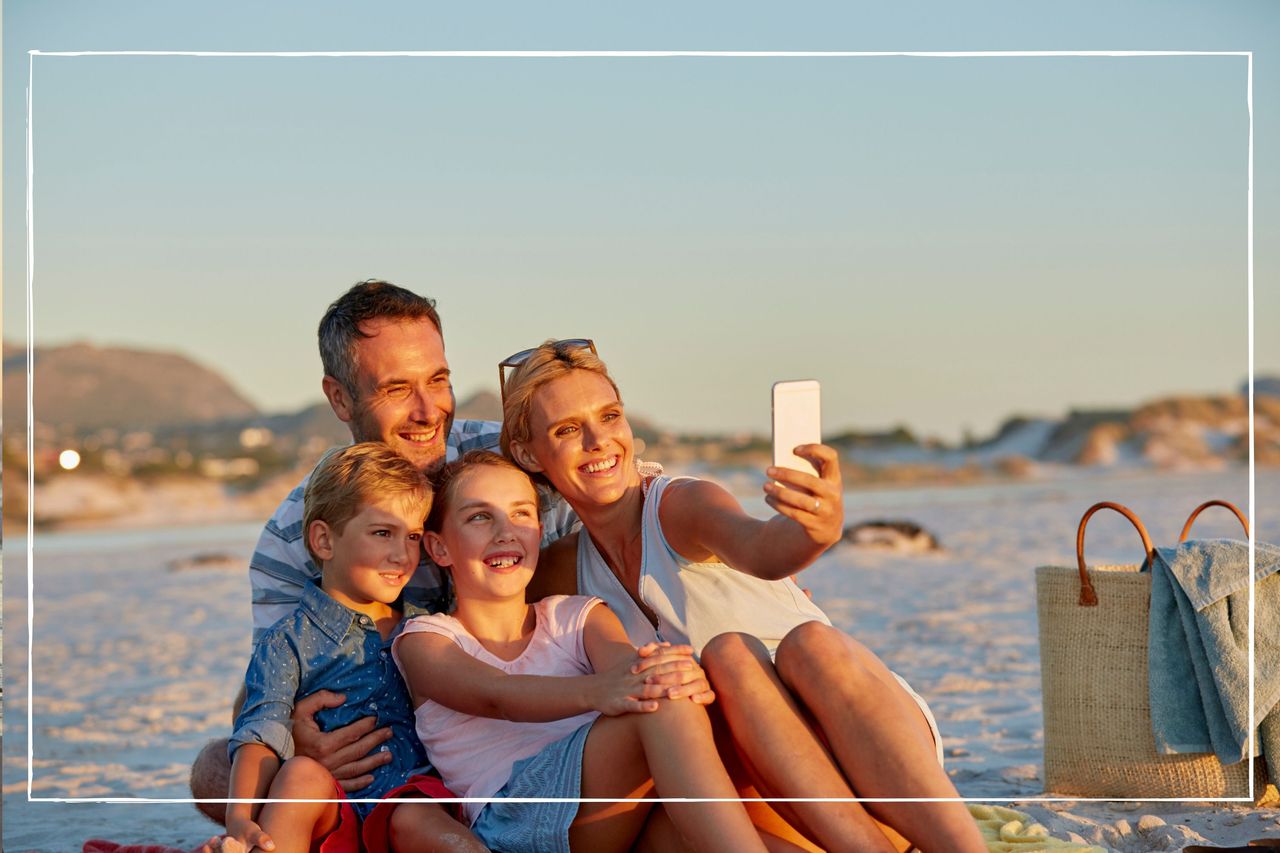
[
  {"left": 426, "top": 450, "right": 540, "bottom": 533},
  {"left": 499, "top": 341, "right": 621, "bottom": 480},
  {"left": 303, "top": 442, "right": 432, "bottom": 567}
]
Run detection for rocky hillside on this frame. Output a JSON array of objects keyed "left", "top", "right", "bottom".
[
  {"left": 835, "top": 393, "right": 1280, "bottom": 475},
  {"left": 4, "top": 342, "right": 259, "bottom": 431},
  {"left": 6, "top": 339, "right": 1276, "bottom": 475}
]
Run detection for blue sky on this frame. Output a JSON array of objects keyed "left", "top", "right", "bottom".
[{"left": 4, "top": 2, "right": 1276, "bottom": 442}]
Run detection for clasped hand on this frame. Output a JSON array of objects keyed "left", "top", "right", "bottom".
[{"left": 594, "top": 642, "right": 715, "bottom": 716}]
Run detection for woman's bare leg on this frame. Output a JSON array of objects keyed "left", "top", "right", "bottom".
[
  {"left": 774, "top": 622, "right": 986, "bottom": 853},
  {"left": 703, "top": 632, "right": 901, "bottom": 852},
  {"left": 573, "top": 698, "right": 767, "bottom": 853},
  {"left": 630, "top": 806, "right": 690, "bottom": 853},
  {"left": 706, "top": 700, "right": 867, "bottom": 853}
]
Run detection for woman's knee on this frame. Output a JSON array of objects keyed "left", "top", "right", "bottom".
[
  {"left": 701, "top": 631, "right": 772, "bottom": 680},
  {"left": 776, "top": 622, "right": 879, "bottom": 692}
]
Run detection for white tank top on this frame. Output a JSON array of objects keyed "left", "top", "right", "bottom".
[{"left": 576, "top": 475, "right": 831, "bottom": 659}]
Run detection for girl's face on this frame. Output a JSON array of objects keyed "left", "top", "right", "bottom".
[
  {"left": 513, "top": 369, "right": 638, "bottom": 509},
  {"left": 426, "top": 465, "right": 542, "bottom": 604}
]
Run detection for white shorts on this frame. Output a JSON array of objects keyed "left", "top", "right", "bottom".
[{"left": 891, "top": 671, "right": 945, "bottom": 767}]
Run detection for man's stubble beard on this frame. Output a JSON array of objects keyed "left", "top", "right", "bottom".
[{"left": 347, "top": 392, "right": 456, "bottom": 477}]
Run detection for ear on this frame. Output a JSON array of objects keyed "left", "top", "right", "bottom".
[
  {"left": 322, "top": 375, "right": 356, "bottom": 424},
  {"left": 424, "top": 530, "right": 453, "bottom": 567},
  {"left": 308, "top": 520, "right": 336, "bottom": 564},
  {"left": 509, "top": 440, "right": 544, "bottom": 474}
]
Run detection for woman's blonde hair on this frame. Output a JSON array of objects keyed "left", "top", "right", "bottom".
[{"left": 499, "top": 340, "right": 621, "bottom": 480}]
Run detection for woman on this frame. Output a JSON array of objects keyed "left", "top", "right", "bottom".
[{"left": 499, "top": 340, "right": 986, "bottom": 853}]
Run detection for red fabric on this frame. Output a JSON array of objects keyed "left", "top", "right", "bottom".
[
  {"left": 314, "top": 778, "right": 362, "bottom": 853},
  {"left": 362, "top": 774, "right": 461, "bottom": 853},
  {"left": 82, "top": 779, "right": 360, "bottom": 853},
  {"left": 81, "top": 775, "right": 457, "bottom": 853}
]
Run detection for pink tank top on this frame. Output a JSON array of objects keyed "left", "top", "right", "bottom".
[{"left": 391, "top": 595, "right": 603, "bottom": 825}]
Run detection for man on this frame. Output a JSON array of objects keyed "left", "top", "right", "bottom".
[{"left": 190, "top": 280, "right": 576, "bottom": 847}]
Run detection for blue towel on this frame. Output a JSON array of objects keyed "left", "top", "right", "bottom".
[{"left": 1147, "top": 538, "right": 1280, "bottom": 782}]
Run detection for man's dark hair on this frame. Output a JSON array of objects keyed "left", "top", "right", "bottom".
[{"left": 318, "top": 279, "right": 443, "bottom": 396}]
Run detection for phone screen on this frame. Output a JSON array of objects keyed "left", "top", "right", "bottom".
[{"left": 772, "top": 380, "right": 821, "bottom": 476}]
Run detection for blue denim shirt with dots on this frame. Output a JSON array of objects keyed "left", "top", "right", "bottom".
[{"left": 229, "top": 581, "right": 431, "bottom": 815}]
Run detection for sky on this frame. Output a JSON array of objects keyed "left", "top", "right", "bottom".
[{"left": 3, "top": 2, "right": 1277, "bottom": 443}]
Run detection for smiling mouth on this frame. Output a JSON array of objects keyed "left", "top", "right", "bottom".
[
  {"left": 579, "top": 456, "right": 619, "bottom": 475},
  {"left": 398, "top": 426, "right": 441, "bottom": 445},
  {"left": 379, "top": 571, "right": 407, "bottom": 584},
  {"left": 484, "top": 553, "right": 524, "bottom": 570}
]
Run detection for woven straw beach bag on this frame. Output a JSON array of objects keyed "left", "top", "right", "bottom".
[{"left": 1036, "top": 500, "right": 1271, "bottom": 801}]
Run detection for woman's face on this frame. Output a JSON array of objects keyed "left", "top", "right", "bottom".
[{"left": 516, "top": 369, "right": 638, "bottom": 508}]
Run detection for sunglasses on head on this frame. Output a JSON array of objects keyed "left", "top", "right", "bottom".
[{"left": 498, "top": 338, "right": 597, "bottom": 405}]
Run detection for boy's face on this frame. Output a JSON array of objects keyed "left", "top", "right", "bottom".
[
  {"left": 425, "top": 466, "right": 542, "bottom": 604},
  {"left": 310, "top": 494, "right": 428, "bottom": 612}
]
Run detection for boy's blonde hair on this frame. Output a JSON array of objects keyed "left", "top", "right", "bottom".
[
  {"left": 426, "top": 450, "right": 540, "bottom": 533},
  {"left": 499, "top": 341, "right": 621, "bottom": 483},
  {"left": 303, "top": 442, "right": 432, "bottom": 567}
]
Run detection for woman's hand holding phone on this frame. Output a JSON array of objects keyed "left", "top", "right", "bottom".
[
  {"left": 764, "top": 443, "right": 844, "bottom": 551},
  {"left": 768, "top": 380, "right": 843, "bottom": 549}
]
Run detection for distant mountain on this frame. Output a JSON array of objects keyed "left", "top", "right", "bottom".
[
  {"left": 2, "top": 336, "right": 538, "bottom": 440},
  {"left": 8, "top": 338, "right": 1275, "bottom": 474},
  {"left": 455, "top": 390, "right": 502, "bottom": 421},
  {"left": 1250, "top": 376, "right": 1280, "bottom": 398},
  {"left": 835, "top": 394, "right": 1279, "bottom": 472},
  {"left": 179, "top": 390, "right": 507, "bottom": 449},
  {"left": 4, "top": 341, "right": 259, "bottom": 432}
]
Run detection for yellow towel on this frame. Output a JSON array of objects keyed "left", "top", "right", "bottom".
[{"left": 967, "top": 804, "right": 1106, "bottom": 853}]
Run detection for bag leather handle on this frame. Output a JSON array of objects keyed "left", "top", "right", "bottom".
[
  {"left": 1075, "top": 501, "right": 1154, "bottom": 607},
  {"left": 1178, "top": 499, "right": 1249, "bottom": 543}
]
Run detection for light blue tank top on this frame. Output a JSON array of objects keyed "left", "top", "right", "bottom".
[{"left": 576, "top": 475, "right": 831, "bottom": 659}]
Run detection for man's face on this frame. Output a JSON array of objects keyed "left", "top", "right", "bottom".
[{"left": 326, "top": 317, "right": 456, "bottom": 474}]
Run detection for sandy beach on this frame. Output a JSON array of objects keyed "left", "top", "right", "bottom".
[{"left": 3, "top": 467, "right": 1277, "bottom": 851}]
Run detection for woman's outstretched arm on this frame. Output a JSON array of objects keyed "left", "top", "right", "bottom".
[{"left": 660, "top": 443, "right": 845, "bottom": 581}]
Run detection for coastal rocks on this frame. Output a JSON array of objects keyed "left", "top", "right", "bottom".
[
  {"left": 1077, "top": 423, "right": 1130, "bottom": 467},
  {"left": 167, "top": 552, "right": 243, "bottom": 572},
  {"left": 841, "top": 519, "right": 942, "bottom": 553}
]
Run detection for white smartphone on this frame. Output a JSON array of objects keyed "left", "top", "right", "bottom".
[{"left": 772, "top": 379, "right": 821, "bottom": 476}]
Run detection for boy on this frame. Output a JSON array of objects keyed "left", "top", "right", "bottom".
[{"left": 223, "top": 443, "right": 485, "bottom": 853}]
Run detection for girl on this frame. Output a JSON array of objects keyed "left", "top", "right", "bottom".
[
  {"left": 392, "top": 451, "right": 769, "bottom": 853},
  {"left": 499, "top": 340, "right": 987, "bottom": 853}
]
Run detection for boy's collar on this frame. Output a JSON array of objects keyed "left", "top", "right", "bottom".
[{"left": 300, "top": 581, "right": 424, "bottom": 644}]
